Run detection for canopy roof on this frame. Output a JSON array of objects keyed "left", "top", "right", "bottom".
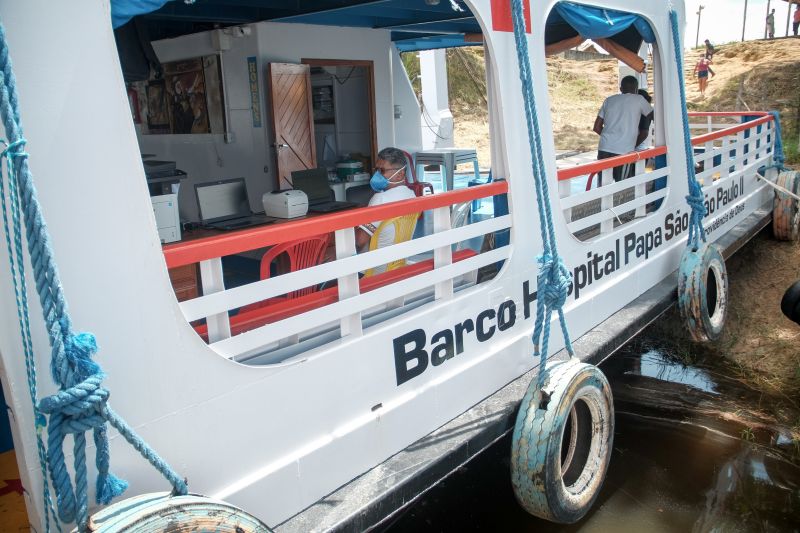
[
  {"left": 113, "top": 0, "right": 655, "bottom": 54},
  {"left": 114, "top": 0, "right": 482, "bottom": 52}
]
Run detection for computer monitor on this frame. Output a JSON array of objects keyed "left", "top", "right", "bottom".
[
  {"left": 291, "top": 168, "right": 331, "bottom": 204},
  {"left": 195, "top": 178, "right": 251, "bottom": 223}
]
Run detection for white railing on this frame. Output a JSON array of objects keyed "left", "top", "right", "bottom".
[
  {"left": 163, "top": 182, "right": 510, "bottom": 361},
  {"left": 558, "top": 112, "right": 777, "bottom": 241}
]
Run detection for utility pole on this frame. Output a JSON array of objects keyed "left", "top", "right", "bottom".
[
  {"left": 695, "top": 5, "right": 705, "bottom": 48},
  {"left": 764, "top": 0, "right": 771, "bottom": 39},
  {"left": 742, "top": 0, "right": 748, "bottom": 41}
]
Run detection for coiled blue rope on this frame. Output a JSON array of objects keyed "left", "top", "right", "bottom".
[
  {"left": 669, "top": 10, "right": 707, "bottom": 251},
  {"left": 0, "top": 22, "right": 187, "bottom": 533},
  {"left": 510, "top": 0, "right": 574, "bottom": 373}
]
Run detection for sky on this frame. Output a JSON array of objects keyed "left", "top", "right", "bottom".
[{"left": 683, "top": 0, "right": 798, "bottom": 47}]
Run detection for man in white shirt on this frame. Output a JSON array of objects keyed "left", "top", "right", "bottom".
[
  {"left": 355, "top": 147, "right": 417, "bottom": 254},
  {"left": 593, "top": 75, "right": 653, "bottom": 182}
]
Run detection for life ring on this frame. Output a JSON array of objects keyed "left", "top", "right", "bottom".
[
  {"left": 511, "top": 359, "right": 614, "bottom": 524},
  {"left": 677, "top": 243, "right": 728, "bottom": 342},
  {"left": 781, "top": 280, "right": 800, "bottom": 326},
  {"left": 78, "top": 492, "right": 272, "bottom": 532},
  {"left": 772, "top": 170, "right": 800, "bottom": 241}
]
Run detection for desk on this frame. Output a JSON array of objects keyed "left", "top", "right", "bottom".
[{"left": 415, "top": 148, "right": 480, "bottom": 192}]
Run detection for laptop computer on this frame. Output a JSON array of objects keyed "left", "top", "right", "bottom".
[
  {"left": 291, "top": 168, "right": 358, "bottom": 213},
  {"left": 195, "top": 178, "right": 274, "bottom": 230}
]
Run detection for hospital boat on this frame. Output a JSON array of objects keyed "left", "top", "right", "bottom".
[{"left": 0, "top": 0, "right": 797, "bottom": 531}]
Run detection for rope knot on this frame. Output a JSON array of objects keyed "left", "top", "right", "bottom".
[
  {"left": 537, "top": 253, "right": 572, "bottom": 311},
  {"left": 37, "top": 373, "right": 109, "bottom": 434},
  {"left": 0, "top": 138, "right": 28, "bottom": 161},
  {"left": 684, "top": 191, "right": 706, "bottom": 217}
]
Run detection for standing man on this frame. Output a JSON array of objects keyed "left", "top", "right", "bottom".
[
  {"left": 766, "top": 8, "right": 776, "bottom": 40},
  {"left": 593, "top": 76, "right": 653, "bottom": 182},
  {"left": 793, "top": 5, "right": 800, "bottom": 37}
]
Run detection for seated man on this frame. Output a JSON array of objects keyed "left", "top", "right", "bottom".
[{"left": 355, "top": 147, "right": 416, "bottom": 253}]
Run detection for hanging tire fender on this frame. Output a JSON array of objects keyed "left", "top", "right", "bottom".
[
  {"left": 678, "top": 243, "right": 729, "bottom": 342},
  {"left": 772, "top": 170, "right": 800, "bottom": 241},
  {"left": 511, "top": 359, "right": 614, "bottom": 524},
  {"left": 79, "top": 493, "right": 272, "bottom": 532}
]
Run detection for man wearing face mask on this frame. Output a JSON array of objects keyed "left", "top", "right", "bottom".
[{"left": 355, "top": 147, "right": 417, "bottom": 252}]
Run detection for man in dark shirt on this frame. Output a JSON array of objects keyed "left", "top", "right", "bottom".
[{"left": 704, "top": 39, "right": 715, "bottom": 60}]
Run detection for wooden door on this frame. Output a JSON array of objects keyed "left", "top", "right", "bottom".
[{"left": 268, "top": 63, "right": 316, "bottom": 189}]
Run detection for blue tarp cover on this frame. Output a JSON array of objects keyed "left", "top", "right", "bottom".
[
  {"left": 553, "top": 2, "right": 656, "bottom": 44},
  {"left": 112, "top": 0, "right": 170, "bottom": 28}
]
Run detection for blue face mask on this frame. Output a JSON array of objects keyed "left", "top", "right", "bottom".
[
  {"left": 369, "top": 171, "right": 389, "bottom": 192},
  {"left": 370, "top": 165, "right": 405, "bottom": 192}
]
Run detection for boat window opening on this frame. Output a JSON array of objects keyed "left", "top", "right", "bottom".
[
  {"left": 545, "top": 3, "right": 669, "bottom": 242},
  {"left": 114, "top": 4, "right": 514, "bottom": 364}
]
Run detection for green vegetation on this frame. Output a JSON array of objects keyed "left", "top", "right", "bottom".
[{"left": 401, "top": 47, "right": 488, "bottom": 116}]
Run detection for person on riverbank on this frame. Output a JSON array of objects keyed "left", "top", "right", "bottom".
[
  {"left": 704, "top": 39, "right": 715, "bottom": 60},
  {"left": 693, "top": 56, "right": 715, "bottom": 98},
  {"left": 793, "top": 6, "right": 800, "bottom": 37},
  {"left": 766, "top": 8, "right": 776, "bottom": 40}
]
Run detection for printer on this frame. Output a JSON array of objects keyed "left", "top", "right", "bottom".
[
  {"left": 150, "top": 193, "right": 181, "bottom": 243},
  {"left": 262, "top": 189, "right": 308, "bottom": 218}
]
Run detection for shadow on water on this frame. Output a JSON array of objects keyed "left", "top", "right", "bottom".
[{"left": 385, "top": 347, "right": 800, "bottom": 532}]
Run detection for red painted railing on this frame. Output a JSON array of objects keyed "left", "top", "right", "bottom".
[
  {"left": 163, "top": 180, "right": 508, "bottom": 269},
  {"left": 556, "top": 112, "right": 774, "bottom": 183},
  {"left": 164, "top": 112, "right": 773, "bottom": 270},
  {"left": 687, "top": 111, "right": 770, "bottom": 118},
  {"left": 556, "top": 146, "right": 667, "bottom": 181},
  {"left": 690, "top": 114, "right": 772, "bottom": 145}
]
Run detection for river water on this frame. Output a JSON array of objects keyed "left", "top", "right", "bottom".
[{"left": 386, "top": 344, "right": 800, "bottom": 532}]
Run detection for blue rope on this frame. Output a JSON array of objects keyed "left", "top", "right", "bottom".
[
  {"left": 669, "top": 10, "right": 707, "bottom": 251},
  {"left": 510, "top": 0, "right": 574, "bottom": 372},
  {"left": 0, "top": 140, "right": 60, "bottom": 531},
  {"left": 767, "top": 110, "right": 786, "bottom": 171},
  {"left": 0, "top": 22, "right": 187, "bottom": 533}
]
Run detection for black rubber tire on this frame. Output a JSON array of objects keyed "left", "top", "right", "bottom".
[
  {"left": 781, "top": 280, "right": 800, "bottom": 326},
  {"left": 678, "top": 243, "right": 728, "bottom": 342},
  {"left": 511, "top": 359, "right": 614, "bottom": 524},
  {"left": 772, "top": 170, "right": 800, "bottom": 241}
]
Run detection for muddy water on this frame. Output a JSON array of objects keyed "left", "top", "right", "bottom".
[{"left": 385, "top": 347, "right": 800, "bottom": 532}]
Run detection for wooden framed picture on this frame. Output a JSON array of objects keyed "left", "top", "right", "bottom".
[{"left": 145, "top": 79, "right": 170, "bottom": 133}]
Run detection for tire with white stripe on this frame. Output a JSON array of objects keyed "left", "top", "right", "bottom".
[
  {"left": 772, "top": 170, "right": 800, "bottom": 241},
  {"left": 678, "top": 243, "right": 728, "bottom": 342},
  {"left": 79, "top": 493, "right": 272, "bottom": 532},
  {"left": 511, "top": 359, "right": 614, "bottom": 524}
]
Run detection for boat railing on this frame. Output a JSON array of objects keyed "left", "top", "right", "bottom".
[
  {"left": 556, "top": 112, "right": 777, "bottom": 241},
  {"left": 162, "top": 181, "right": 509, "bottom": 361}
]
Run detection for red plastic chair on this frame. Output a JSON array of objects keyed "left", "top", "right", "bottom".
[
  {"left": 240, "top": 234, "right": 330, "bottom": 313},
  {"left": 401, "top": 149, "right": 434, "bottom": 197}
]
